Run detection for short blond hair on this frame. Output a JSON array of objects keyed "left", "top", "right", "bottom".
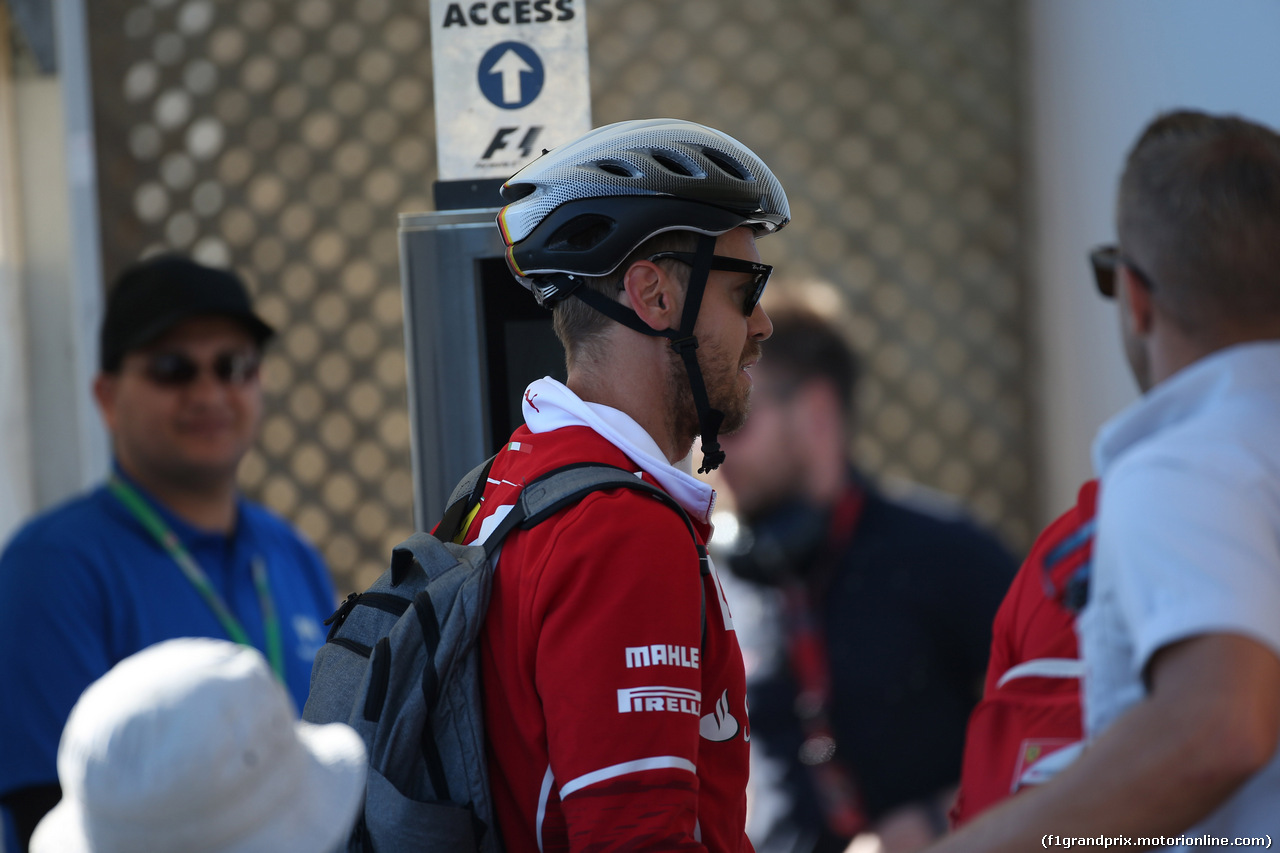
[{"left": 552, "top": 230, "right": 698, "bottom": 368}]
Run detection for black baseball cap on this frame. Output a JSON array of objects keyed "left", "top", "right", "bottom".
[{"left": 99, "top": 254, "right": 275, "bottom": 372}]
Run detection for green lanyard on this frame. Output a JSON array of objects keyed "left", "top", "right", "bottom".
[{"left": 108, "top": 475, "right": 285, "bottom": 683}]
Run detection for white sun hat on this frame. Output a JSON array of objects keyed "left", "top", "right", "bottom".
[{"left": 31, "top": 637, "right": 366, "bottom": 853}]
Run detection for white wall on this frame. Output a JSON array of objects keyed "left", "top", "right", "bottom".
[
  {"left": 33, "top": 0, "right": 109, "bottom": 508},
  {"left": 0, "top": 9, "right": 35, "bottom": 546},
  {"left": 1027, "top": 0, "right": 1280, "bottom": 522},
  {"left": 0, "top": 0, "right": 106, "bottom": 547},
  {"left": 17, "top": 71, "right": 104, "bottom": 509}
]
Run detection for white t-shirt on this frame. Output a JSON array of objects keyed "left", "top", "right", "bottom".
[{"left": 1080, "top": 341, "right": 1280, "bottom": 843}]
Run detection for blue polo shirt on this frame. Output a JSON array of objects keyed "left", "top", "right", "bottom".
[{"left": 0, "top": 467, "right": 336, "bottom": 843}]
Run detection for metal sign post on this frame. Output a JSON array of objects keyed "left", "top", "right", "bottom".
[
  {"left": 399, "top": 211, "right": 568, "bottom": 529},
  {"left": 429, "top": 0, "right": 591, "bottom": 208},
  {"left": 399, "top": 2, "right": 587, "bottom": 524}
]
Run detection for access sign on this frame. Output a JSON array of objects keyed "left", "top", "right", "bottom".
[{"left": 429, "top": 0, "right": 591, "bottom": 183}]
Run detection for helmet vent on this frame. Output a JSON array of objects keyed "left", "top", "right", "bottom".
[
  {"left": 501, "top": 182, "right": 537, "bottom": 202},
  {"left": 546, "top": 214, "right": 617, "bottom": 252},
  {"left": 701, "top": 147, "right": 752, "bottom": 181},
  {"left": 651, "top": 150, "right": 704, "bottom": 178},
  {"left": 596, "top": 160, "right": 639, "bottom": 178}
]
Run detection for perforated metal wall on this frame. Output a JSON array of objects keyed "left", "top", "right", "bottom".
[{"left": 87, "top": 0, "right": 1029, "bottom": 594}]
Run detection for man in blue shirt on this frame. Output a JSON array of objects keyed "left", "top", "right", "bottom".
[{"left": 0, "top": 255, "right": 337, "bottom": 851}]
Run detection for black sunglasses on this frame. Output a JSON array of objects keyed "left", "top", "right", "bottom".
[
  {"left": 1089, "top": 245, "right": 1158, "bottom": 299},
  {"left": 139, "top": 350, "right": 262, "bottom": 388},
  {"left": 647, "top": 252, "right": 773, "bottom": 316}
]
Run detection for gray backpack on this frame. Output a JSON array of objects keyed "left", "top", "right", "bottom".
[{"left": 302, "top": 458, "right": 706, "bottom": 852}]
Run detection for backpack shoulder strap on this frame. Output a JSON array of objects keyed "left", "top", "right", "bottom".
[
  {"left": 479, "top": 462, "right": 710, "bottom": 644},
  {"left": 435, "top": 455, "right": 498, "bottom": 543},
  {"left": 481, "top": 462, "right": 697, "bottom": 553}
]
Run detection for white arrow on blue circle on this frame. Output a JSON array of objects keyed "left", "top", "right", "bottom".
[{"left": 490, "top": 48, "right": 533, "bottom": 104}]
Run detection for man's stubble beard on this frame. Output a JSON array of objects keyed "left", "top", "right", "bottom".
[{"left": 664, "top": 338, "right": 761, "bottom": 447}]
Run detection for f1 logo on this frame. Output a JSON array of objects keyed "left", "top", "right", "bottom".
[{"left": 482, "top": 126, "right": 543, "bottom": 160}]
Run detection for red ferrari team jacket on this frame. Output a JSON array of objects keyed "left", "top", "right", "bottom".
[
  {"left": 950, "top": 479, "right": 1098, "bottom": 826},
  {"left": 462, "top": 423, "right": 753, "bottom": 853}
]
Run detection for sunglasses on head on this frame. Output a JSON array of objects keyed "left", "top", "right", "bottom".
[
  {"left": 647, "top": 252, "right": 773, "bottom": 316},
  {"left": 1089, "top": 245, "right": 1158, "bottom": 299},
  {"left": 139, "top": 350, "right": 261, "bottom": 388}
]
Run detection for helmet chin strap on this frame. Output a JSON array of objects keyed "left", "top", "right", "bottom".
[
  {"left": 671, "top": 236, "right": 727, "bottom": 473},
  {"left": 554, "top": 234, "right": 728, "bottom": 473}
]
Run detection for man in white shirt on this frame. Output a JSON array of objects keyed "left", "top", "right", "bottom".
[{"left": 929, "top": 110, "right": 1280, "bottom": 850}]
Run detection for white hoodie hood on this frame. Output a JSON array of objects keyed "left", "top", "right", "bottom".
[{"left": 520, "top": 377, "right": 717, "bottom": 525}]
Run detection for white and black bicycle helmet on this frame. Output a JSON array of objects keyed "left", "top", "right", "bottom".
[
  {"left": 495, "top": 118, "right": 790, "bottom": 472},
  {"left": 498, "top": 118, "right": 789, "bottom": 295}
]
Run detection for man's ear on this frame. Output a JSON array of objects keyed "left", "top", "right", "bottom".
[
  {"left": 93, "top": 373, "right": 119, "bottom": 433},
  {"left": 1120, "top": 265, "right": 1155, "bottom": 336},
  {"left": 620, "top": 260, "right": 681, "bottom": 332}
]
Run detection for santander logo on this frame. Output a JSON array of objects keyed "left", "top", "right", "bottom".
[{"left": 699, "top": 689, "right": 740, "bottom": 742}]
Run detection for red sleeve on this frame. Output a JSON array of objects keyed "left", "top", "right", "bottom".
[
  {"left": 952, "top": 481, "right": 1097, "bottom": 827},
  {"left": 530, "top": 490, "right": 709, "bottom": 852}
]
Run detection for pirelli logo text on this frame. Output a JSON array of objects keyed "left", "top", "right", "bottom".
[
  {"left": 617, "top": 686, "right": 702, "bottom": 716},
  {"left": 624, "top": 644, "right": 700, "bottom": 669}
]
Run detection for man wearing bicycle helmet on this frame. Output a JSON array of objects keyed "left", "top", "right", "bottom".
[{"left": 458, "top": 118, "right": 789, "bottom": 852}]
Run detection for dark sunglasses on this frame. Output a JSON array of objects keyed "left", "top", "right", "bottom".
[
  {"left": 647, "top": 252, "right": 773, "bottom": 316},
  {"left": 1089, "top": 245, "right": 1158, "bottom": 299},
  {"left": 139, "top": 350, "right": 261, "bottom": 388}
]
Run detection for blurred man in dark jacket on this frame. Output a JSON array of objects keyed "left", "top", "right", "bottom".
[{"left": 719, "top": 303, "right": 1016, "bottom": 853}]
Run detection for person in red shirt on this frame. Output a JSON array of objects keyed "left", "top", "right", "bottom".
[
  {"left": 949, "top": 480, "right": 1097, "bottom": 827},
  {"left": 464, "top": 119, "right": 790, "bottom": 852}
]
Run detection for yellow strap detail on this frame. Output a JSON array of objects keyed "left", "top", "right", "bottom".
[{"left": 453, "top": 502, "right": 483, "bottom": 545}]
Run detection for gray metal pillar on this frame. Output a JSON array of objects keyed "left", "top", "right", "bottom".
[{"left": 399, "top": 209, "right": 568, "bottom": 530}]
